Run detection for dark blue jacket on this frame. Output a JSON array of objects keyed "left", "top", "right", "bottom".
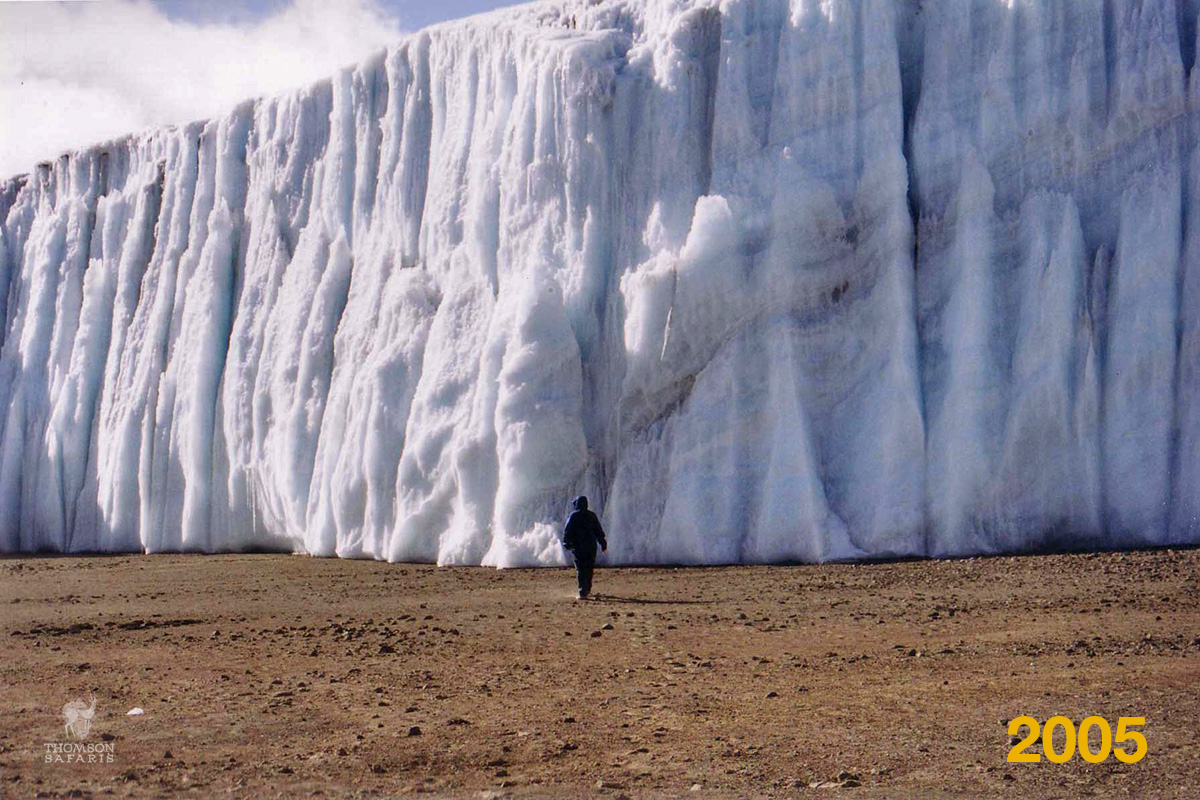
[{"left": 562, "top": 496, "right": 607, "bottom": 560}]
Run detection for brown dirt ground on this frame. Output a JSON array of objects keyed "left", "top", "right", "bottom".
[{"left": 0, "top": 549, "right": 1197, "bottom": 799}]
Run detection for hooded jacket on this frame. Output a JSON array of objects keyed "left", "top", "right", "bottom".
[{"left": 562, "top": 496, "right": 607, "bottom": 559}]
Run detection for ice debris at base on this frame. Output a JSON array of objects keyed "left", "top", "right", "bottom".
[{"left": 1, "top": 0, "right": 1199, "bottom": 565}]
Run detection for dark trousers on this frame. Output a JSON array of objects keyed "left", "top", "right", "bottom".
[{"left": 574, "top": 553, "right": 595, "bottom": 598}]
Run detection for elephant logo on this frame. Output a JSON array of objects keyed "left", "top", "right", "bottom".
[{"left": 62, "top": 694, "right": 97, "bottom": 740}]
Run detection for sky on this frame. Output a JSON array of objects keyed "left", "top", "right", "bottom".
[{"left": 0, "top": 0, "right": 525, "bottom": 179}]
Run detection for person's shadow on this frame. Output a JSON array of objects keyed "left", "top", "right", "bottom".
[{"left": 588, "top": 593, "right": 712, "bottom": 606}]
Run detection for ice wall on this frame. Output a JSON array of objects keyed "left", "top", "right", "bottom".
[{"left": 1, "top": 0, "right": 1197, "bottom": 564}]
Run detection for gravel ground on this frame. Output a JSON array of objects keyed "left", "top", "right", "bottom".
[{"left": 1, "top": 548, "right": 1197, "bottom": 798}]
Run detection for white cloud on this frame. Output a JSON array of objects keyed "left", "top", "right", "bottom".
[{"left": 0, "top": 0, "right": 403, "bottom": 178}]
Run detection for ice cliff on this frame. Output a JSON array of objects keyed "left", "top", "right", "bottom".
[{"left": 2, "top": 0, "right": 1198, "bottom": 564}]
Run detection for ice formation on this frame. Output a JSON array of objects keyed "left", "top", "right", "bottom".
[{"left": 1, "top": 0, "right": 1198, "bottom": 564}]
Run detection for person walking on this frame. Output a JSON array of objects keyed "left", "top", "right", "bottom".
[{"left": 561, "top": 495, "right": 607, "bottom": 600}]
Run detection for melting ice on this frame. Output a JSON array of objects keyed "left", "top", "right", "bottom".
[{"left": 1, "top": 0, "right": 1198, "bottom": 564}]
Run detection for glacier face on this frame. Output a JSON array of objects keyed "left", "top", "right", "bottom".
[{"left": 1, "top": 0, "right": 1198, "bottom": 564}]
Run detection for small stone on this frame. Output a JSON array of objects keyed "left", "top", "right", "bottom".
[
  {"left": 765, "top": 691, "right": 778, "bottom": 698},
  {"left": 162, "top": 751, "right": 173, "bottom": 760},
  {"left": 591, "top": 631, "right": 603, "bottom": 638},
  {"left": 601, "top": 623, "right": 614, "bottom": 630},
  {"left": 596, "top": 779, "right": 624, "bottom": 790},
  {"left": 407, "top": 726, "right": 422, "bottom": 737}
]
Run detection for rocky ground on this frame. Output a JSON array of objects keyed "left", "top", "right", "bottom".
[{"left": 0, "top": 549, "right": 1197, "bottom": 798}]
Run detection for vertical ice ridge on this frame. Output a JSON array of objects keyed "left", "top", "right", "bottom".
[
  {"left": 1102, "top": 166, "right": 1182, "bottom": 544},
  {"left": 1171, "top": 150, "right": 1200, "bottom": 541}
]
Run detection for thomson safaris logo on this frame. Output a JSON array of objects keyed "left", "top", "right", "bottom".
[
  {"left": 63, "top": 694, "right": 97, "bottom": 740},
  {"left": 43, "top": 694, "right": 116, "bottom": 764}
]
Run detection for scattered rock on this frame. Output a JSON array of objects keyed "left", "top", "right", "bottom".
[
  {"left": 407, "top": 726, "right": 422, "bottom": 737},
  {"left": 811, "top": 772, "right": 861, "bottom": 790}
]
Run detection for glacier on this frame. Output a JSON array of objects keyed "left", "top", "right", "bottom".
[{"left": 1, "top": 0, "right": 1198, "bottom": 565}]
